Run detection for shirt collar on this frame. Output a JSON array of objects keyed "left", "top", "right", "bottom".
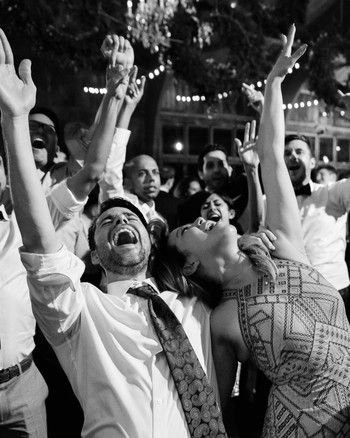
[
  {"left": 107, "top": 277, "right": 159, "bottom": 298},
  {"left": 309, "top": 180, "right": 316, "bottom": 191}
]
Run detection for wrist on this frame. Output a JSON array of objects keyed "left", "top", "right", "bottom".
[
  {"left": 1, "top": 113, "right": 30, "bottom": 127},
  {"left": 123, "top": 101, "right": 137, "bottom": 112},
  {"left": 244, "top": 163, "right": 259, "bottom": 175},
  {"left": 266, "top": 75, "right": 283, "bottom": 87}
]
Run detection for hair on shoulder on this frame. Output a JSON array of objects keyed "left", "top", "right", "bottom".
[
  {"left": 152, "top": 243, "right": 222, "bottom": 308},
  {"left": 238, "top": 234, "right": 278, "bottom": 282}
]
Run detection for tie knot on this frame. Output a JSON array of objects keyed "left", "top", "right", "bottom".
[{"left": 127, "top": 284, "right": 158, "bottom": 299}]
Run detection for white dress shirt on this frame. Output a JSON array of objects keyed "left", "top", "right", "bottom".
[
  {"left": 20, "top": 245, "right": 218, "bottom": 438},
  {"left": 0, "top": 180, "right": 86, "bottom": 368},
  {"left": 297, "top": 179, "right": 350, "bottom": 290}
]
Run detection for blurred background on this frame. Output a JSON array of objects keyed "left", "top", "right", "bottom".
[{"left": 1, "top": 0, "right": 350, "bottom": 179}]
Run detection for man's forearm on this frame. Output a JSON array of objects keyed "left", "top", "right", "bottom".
[
  {"left": 3, "top": 114, "right": 60, "bottom": 253},
  {"left": 67, "top": 94, "right": 120, "bottom": 200},
  {"left": 85, "top": 94, "right": 120, "bottom": 172},
  {"left": 117, "top": 103, "right": 135, "bottom": 129}
]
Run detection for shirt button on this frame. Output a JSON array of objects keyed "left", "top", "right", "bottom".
[{"left": 155, "top": 399, "right": 162, "bottom": 407}]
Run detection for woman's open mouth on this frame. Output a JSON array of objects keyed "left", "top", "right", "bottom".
[{"left": 207, "top": 211, "right": 222, "bottom": 222}]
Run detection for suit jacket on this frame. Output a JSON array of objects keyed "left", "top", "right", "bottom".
[{"left": 155, "top": 190, "right": 181, "bottom": 231}]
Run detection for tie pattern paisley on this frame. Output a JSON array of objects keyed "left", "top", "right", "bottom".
[{"left": 127, "top": 284, "right": 227, "bottom": 438}]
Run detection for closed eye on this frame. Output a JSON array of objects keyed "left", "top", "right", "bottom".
[
  {"left": 181, "top": 226, "right": 190, "bottom": 235},
  {"left": 100, "top": 219, "right": 112, "bottom": 226}
]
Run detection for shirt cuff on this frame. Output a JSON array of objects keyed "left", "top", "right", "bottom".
[{"left": 48, "top": 179, "right": 87, "bottom": 219}]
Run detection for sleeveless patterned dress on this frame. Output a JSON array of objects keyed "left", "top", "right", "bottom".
[{"left": 222, "top": 259, "right": 350, "bottom": 437}]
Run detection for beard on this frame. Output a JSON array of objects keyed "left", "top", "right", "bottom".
[
  {"left": 97, "top": 245, "right": 149, "bottom": 277},
  {"left": 288, "top": 164, "right": 307, "bottom": 188}
]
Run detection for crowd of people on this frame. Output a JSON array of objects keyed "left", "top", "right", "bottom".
[{"left": 0, "top": 23, "right": 350, "bottom": 438}]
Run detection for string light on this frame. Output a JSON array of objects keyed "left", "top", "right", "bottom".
[
  {"left": 83, "top": 64, "right": 165, "bottom": 95},
  {"left": 175, "top": 62, "right": 302, "bottom": 104}
]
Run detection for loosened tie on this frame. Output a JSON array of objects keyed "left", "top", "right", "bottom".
[{"left": 127, "top": 284, "right": 227, "bottom": 438}]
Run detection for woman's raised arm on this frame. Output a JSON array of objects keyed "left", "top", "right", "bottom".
[{"left": 256, "top": 25, "right": 308, "bottom": 262}]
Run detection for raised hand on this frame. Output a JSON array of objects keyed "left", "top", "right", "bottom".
[
  {"left": 0, "top": 29, "right": 36, "bottom": 117},
  {"left": 235, "top": 120, "right": 259, "bottom": 168},
  {"left": 268, "top": 24, "right": 307, "bottom": 82},
  {"left": 242, "top": 83, "right": 264, "bottom": 114},
  {"left": 337, "top": 90, "right": 350, "bottom": 112},
  {"left": 101, "top": 34, "right": 134, "bottom": 69},
  {"left": 124, "top": 66, "right": 146, "bottom": 107}
]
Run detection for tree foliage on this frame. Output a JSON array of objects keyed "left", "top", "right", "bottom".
[{"left": 0, "top": 0, "right": 348, "bottom": 106}]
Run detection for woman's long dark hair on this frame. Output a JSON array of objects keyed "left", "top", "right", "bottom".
[
  {"left": 153, "top": 243, "right": 222, "bottom": 308},
  {"left": 153, "top": 234, "right": 277, "bottom": 308}
]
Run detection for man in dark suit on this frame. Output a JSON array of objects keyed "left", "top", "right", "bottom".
[{"left": 155, "top": 165, "right": 180, "bottom": 231}]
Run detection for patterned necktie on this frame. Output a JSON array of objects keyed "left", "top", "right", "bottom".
[{"left": 127, "top": 284, "right": 227, "bottom": 438}]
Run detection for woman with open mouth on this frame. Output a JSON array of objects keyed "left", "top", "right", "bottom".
[{"left": 154, "top": 25, "right": 350, "bottom": 437}]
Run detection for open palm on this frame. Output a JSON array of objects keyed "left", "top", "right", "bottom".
[
  {"left": 0, "top": 30, "right": 36, "bottom": 117},
  {"left": 235, "top": 120, "right": 259, "bottom": 168},
  {"left": 124, "top": 66, "right": 146, "bottom": 107},
  {"left": 268, "top": 24, "right": 307, "bottom": 81}
]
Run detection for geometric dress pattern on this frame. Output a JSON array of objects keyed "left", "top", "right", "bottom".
[{"left": 222, "top": 259, "right": 350, "bottom": 437}]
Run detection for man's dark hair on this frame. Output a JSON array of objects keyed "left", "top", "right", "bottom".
[
  {"left": 160, "top": 166, "right": 176, "bottom": 185},
  {"left": 315, "top": 163, "right": 337, "bottom": 175},
  {"left": 197, "top": 144, "right": 229, "bottom": 173},
  {"left": 88, "top": 197, "right": 148, "bottom": 251},
  {"left": 285, "top": 134, "right": 313, "bottom": 155}
]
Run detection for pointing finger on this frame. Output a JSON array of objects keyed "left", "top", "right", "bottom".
[
  {"left": 129, "top": 65, "right": 138, "bottom": 84},
  {"left": 250, "top": 120, "right": 256, "bottom": 141},
  {"left": 244, "top": 122, "right": 250, "bottom": 144},
  {"left": 285, "top": 24, "right": 296, "bottom": 56},
  {"left": 111, "top": 35, "right": 120, "bottom": 67},
  {"left": 0, "top": 29, "right": 13, "bottom": 64},
  {"left": 292, "top": 44, "right": 308, "bottom": 63},
  {"left": 139, "top": 75, "right": 146, "bottom": 94}
]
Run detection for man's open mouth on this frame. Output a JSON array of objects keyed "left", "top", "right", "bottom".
[
  {"left": 32, "top": 137, "right": 46, "bottom": 149},
  {"left": 113, "top": 228, "right": 138, "bottom": 246}
]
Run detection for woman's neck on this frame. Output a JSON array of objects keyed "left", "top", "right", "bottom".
[{"left": 221, "top": 251, "right": 260, "bottom": 291}]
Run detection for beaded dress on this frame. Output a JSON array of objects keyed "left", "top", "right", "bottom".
[{"left": 222, "top": 259, "right": 350, "bottom": 437}]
